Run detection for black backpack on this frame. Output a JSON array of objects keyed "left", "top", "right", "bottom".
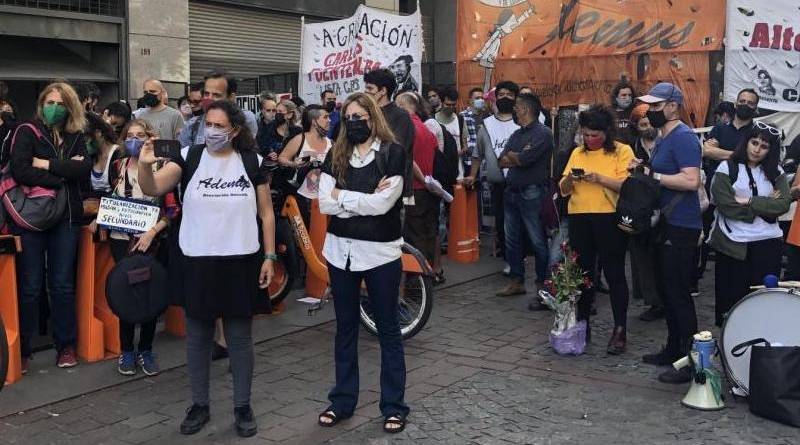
[
  {"left": 616, "top": 169, "right": 683, "bottom": 235},
  {"left": 433, "top": 124, "right": 460, "bottom": 189}
]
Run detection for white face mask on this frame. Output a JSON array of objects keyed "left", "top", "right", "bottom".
[{"left": 473, "top": 98, "right": 486, "bottom": 110}]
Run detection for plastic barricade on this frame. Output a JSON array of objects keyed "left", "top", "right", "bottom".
[
  {"left": 305, "top": 199, "right": 328, "bottom": 298},
  {"left": 0, "top": 236, "right": 23, "bottom": 385},
  {"left": 447, "top": 184, "right": 480, "bottom": 263},
  {"left": 75, "top": 228, "right": 120, "bottom": 362}
]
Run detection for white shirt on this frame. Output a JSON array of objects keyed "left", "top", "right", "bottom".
[
  {"left": 179, "top": 147, "right": 263, "bottom": 257},
  {"left": 436, "top": 111, "right": 462, "bottom": 153},
  {"left": 296, "top": 135, "right": 332, "bottom": 199},
  {"left": 483, "top": 115, "right": 519, "bottom": 177},
  {"left": 713, "top": 162, "right": 783, "bottom": 243},
  {"left": 424, "top": 118, "right": 445, "bottom": 152},
  {"left": 90, "top": 145, "right": 118, "bottom": 193},
  {"left": 318, "top": 139, "right": 405, "bottom": 272}
]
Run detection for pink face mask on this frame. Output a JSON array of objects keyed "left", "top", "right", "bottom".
[{"left": 585, "top": 135, "right": 605, "bottom": 150}]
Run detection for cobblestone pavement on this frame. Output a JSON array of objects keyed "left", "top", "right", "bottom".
[{"left": 1, "top": 265, "right": 798, "bottom": 444}]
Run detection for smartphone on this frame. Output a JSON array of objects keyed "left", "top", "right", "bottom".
[
  {"left": 571, "top": 168, "right": 585, "bottom": 177},
  {"left": 153, "top": 139, "right": 181, "bottom": 158}
]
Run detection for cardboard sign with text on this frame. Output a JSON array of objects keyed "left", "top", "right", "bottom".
[{"left": 97, "top": 197, "right": 160, "bottom": 234}]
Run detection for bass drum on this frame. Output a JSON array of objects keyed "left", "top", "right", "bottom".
[{"left": 720, "top": 288, "right": 800, "bottom": 395}]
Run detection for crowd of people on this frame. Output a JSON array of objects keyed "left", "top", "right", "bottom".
[{"left": 2, "top": 67, "right": 800, "bottom": 437}]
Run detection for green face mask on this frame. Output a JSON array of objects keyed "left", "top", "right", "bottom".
[
  {"left": 85, "top": 139, "right": 98, "bottom": 155},
  {"left": 42, "top": 104, "right": 67, "bottom": 126}
]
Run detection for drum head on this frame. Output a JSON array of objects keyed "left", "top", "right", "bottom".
[{"left": 720, "top": 288, "right": 800, "bottom": 394}]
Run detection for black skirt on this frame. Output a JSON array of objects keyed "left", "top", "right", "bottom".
[{"left": 169, "top": 238, "right": 271, "bottom": 320}]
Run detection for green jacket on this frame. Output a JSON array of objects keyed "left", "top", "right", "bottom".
[{"left": 708, "top": 167, "right": 791, "bottom": 261}]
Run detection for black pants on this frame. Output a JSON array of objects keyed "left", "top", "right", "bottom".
[
  {"left": 404, "top": 190, "right": 440, "bottom": 265},
  {"left": 714, "top": 237, "right": 782, "bottom": 327},
  {"left": 110, "top": 238, "right": 158, "bottom": 353},
  {"left": 568, "top": 214, "right": 630, "bottom": 329},
  {"left": 655, "top": 225, "right": 700, "bottom": 356},
  {"left": 490, "top": 182, "right": 505, "bottom": 255}
]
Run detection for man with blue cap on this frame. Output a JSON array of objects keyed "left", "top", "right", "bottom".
[{"left": 634, "top": 82, "right": 702, "bottom": 384}]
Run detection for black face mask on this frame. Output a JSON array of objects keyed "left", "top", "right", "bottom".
[
  {"left": 0, "top": 111, "right": 15, "bottom": 125},
  {"left": 142, "top": 93, "right": 160, "bottom": 108},
  {"left": 496, "top": 97, "right": 515, "bottom": 114},
  {"left": 324, "top": 101, "right": 336, "bottom": 113},
  {"left": 345, "top": 119, "right": 371, "bottom": 144},
  {"left": 646, "top": 109, "right": 668, "bottom": 129},
  {"left": 274, "top": 113, "right": 286, "bottom": 125},
  {"left": 735, "top": 104, "right": 756, "bottom": 120}
]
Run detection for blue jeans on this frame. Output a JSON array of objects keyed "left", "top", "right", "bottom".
[
  {"left": 17, "top": 220, "right": 81, "bottom": 357},
  {"left": 504, "top": 184, "right": 549, "bottom": 283},
  {"left": 327, "top": 259, "right": 409, "bottom": 419}
]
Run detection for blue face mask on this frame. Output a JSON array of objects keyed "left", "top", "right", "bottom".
[
  {"left": 473, "top": 98, "right": 485, "bottom": 110},
  {"left": 125, "top": 137, "right": 145, "bottom": 157}
]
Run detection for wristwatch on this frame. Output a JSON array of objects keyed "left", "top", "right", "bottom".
[{"left": 653, "top": 172, "right": 663, "bottom": 182}]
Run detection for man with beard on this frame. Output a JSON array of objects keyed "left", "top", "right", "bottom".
[{"left": 389, "top": 55, "right": 419, "bottom": 99}]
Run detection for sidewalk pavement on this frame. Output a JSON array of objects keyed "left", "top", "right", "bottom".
[{"left": 1, "top": 246, "right": 798, "bottom": 444}]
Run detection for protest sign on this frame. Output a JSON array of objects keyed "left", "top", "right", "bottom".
[
  {"left": 298, "top": 4, "right": 423, "bottom": 105},
  {"left": 97, "top": 197, "right": 160, "bottom": 234},
  {"left": 724, "top": 0, "right": 800, "bottom": 112}
]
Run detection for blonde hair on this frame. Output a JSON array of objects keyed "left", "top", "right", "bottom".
[
  {"left": 119, "top": 119, "right": 158, "bottom": 146},
  {"left": 331, "top": 92, "right": 396, "bottom": 184},
  {"left": 279, "top": 99, "right": 298, "bottom": 122},
  {"left": 37, "top": 82, "right": 86, "bottom": 134}
]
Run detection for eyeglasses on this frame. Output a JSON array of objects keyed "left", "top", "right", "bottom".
[{"left": 754, "top": 120, "right": 781, "bottom": 136}]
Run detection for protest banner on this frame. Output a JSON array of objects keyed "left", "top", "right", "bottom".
[
  {"left": 298, "top": 4, "right": 423, "bottom": 105},
  {"left": 96, "top": 197, "right": 160, "bottom": 234},
  {"left": 724, "top": 0, "right": 800, "bottom": 112},
  {"left": 457, "top": 0, "right": 725, "bottom": 126}
]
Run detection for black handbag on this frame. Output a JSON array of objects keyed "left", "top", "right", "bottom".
[{"left": 731, "top": 338, "right": 800, "bottom": 427}]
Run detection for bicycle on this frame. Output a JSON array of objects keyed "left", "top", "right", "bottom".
[{"left": 268, "top": 163, "right": 435, "bottom": 340}]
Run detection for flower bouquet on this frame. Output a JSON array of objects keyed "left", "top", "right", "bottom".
[{"left": 539, "top": 244, "right": 591, "bottom": 355}]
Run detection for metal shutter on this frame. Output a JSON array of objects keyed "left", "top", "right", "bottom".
[{"left": 189, "top": 1, "right": 320, "bottom": 81}]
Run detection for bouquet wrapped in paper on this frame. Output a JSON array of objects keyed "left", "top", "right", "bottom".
[{"left": 539, "top": 244, "right": 591, "bottom": 355}]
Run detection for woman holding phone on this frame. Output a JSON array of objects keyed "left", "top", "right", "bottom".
[
  {"left": 138, "top": 100, "right": 275, "bottom": 437},
  {"left": 560, "top": 105, "right": 633, "bottom": 354}
]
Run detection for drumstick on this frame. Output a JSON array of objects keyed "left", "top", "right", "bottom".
[{"left": 750, "top": 280, "right": 800, "bottom": 289}]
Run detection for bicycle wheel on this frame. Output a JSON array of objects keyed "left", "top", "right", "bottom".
[
  {"left": 0, "top": 315, "right": 8, "bottom": 392},
  {"left": 359, "top": 246, "right": 434, "bottom": 340},
  {"left": 267, "top": 218, "right": 297, "bottom": 308}
]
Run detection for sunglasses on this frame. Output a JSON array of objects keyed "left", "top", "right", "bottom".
[{"left": 754, "top": 120, "right": 781, "bottom": 136}]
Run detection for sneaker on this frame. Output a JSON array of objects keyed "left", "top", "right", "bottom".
[
  {"left": 57, "top": 347, "right": 78, "bottom": 368},
  {"left": 502, "top": 264, "right": 511, "bottom": 276},
  {"left": 638, "top": 306, "right": 664, "bottom": 322},
  {"left": 234, "top": 405, "right": 258, "bottom": 438},
  {"left": 642, "top": 348, "right": 680, "bottom": 366},
  {"left": 118, "top": 351, "right": 137, "bottom": 376},
  {"left": 496, "top": 281, "right": 526, "bottom": 297},
  {"left": 137, "top": 351, "right": 160, "bottom": 376},
  {"left": 180, "top": 404, "right": 210, "bottom": 435},
  {"left": 658, "top": 367, "right": 692, "bottom": 384},
  {"left": 211, "top": 343, "right": 229, "bottom": 361}
]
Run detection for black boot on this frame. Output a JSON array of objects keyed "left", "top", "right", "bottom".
[
  {"left": 234, "top": 405, "right": 258, "bottom": 437},
  {"left": 180, "top": 405, "right": 210, "bottom": 435}
]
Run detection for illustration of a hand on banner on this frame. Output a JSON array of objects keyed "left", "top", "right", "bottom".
[{"left": 473, "top": 0, "right": 536, "bottom": 91}]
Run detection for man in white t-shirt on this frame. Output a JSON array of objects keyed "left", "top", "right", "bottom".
[{"left": 463, "top": 81, "right": 520, "bottom": 262}]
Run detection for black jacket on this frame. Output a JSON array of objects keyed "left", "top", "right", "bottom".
[
  {"left": 381, "top": 102, "right": 415, "bottom": 198},
  {"left": 9, "top": 120, "right": 92, "bottom": 224}
]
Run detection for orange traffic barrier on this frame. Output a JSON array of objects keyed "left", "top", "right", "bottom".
[
  {"left": 75, "top": 228, "right": 120, "bottom": 362},
  {"left": 164, "top": 306, "right": 186, "bottom": 337},
  {"left": 0, "top": 236, "right": 23, "bottom": 385},
  {"left": 448, "top": 184, "right": 480, "bottom": 263},
  {"left": 305, "top": 199, "right": 328, "bottom": 298},
  {"left": 787, "top": 176, "right": 800, "bottom": 247}
]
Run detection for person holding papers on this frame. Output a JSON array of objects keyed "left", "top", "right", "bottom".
[{"left": 98, "top": 118, "right": 178, "bottom": 377}]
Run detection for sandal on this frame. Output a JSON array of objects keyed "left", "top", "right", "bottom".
[
  {"left": 318, "top": 410, "right": 341, "bottom": 428},
  {"left": 383, "top": 415, "right": 406, "bottom": 434}
]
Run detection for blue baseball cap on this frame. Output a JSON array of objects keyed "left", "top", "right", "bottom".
[{"left": 638, "top": 82, "right": 684, "bottom": 105}]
